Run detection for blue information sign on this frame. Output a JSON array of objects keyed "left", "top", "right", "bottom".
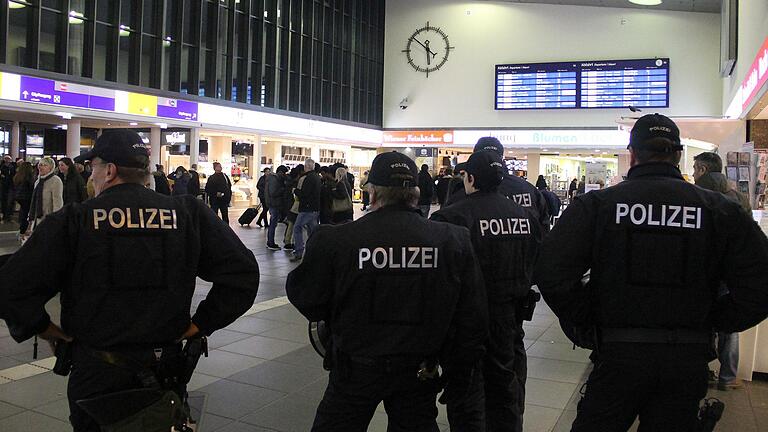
[{"left": 495, "top": 58, "right": 669, "bottom": 110}]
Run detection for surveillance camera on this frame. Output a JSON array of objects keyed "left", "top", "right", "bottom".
[{"left": 399, "top": 97, "right": 409, "bottom": 110}]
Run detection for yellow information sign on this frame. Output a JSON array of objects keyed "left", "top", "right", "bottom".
[{"left": 127, "top": 92, "right": 158, "bottom": 116}]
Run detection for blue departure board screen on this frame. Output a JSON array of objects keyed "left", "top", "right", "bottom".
[{"left": 495, "top": 58, "right": 669, "bottom": 110}]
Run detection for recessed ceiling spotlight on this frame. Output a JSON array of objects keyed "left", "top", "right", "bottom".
[
  {"left": 628, "top": 0, "right": 662, "bottom": 5},
  {"left": 129, "top": 122, "right": 138, "bottom": 126}
]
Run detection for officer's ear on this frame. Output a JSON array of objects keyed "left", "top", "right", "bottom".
[{"left": 105, "top": 163, "right": 120, "bottom": 182}]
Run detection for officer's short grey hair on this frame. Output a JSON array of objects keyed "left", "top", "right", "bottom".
[
  {"left": 368, "top": 184, "right": 419, "bottom": 208},
  {"left": 304, "top": 159, "right": 316, "bottom": 171}
]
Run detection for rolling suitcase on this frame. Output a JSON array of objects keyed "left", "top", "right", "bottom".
[{"left": 238, "top": 208, "right": 259, "bottom": 226}]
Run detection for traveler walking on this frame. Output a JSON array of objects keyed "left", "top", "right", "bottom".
[
  {"left": 291, "top": 159, "right": 321, "bottom": 261},
  {"left": 417, "top": 164, "right": 434, "bottom": 217},
  {"left": 205, "top": 162, "right": 232, "bottom": 222}
]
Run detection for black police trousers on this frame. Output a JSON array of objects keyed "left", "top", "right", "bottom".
[
  {"left": 447, "top": 311, "right": 527, "bottom": 432},
  {"left": 311, "top": 358, "right": 442, "bottom": 432},
  {"left": 571, "top": 342, "right": 710, "bottom": 432},
  {"left": 67, "top": 344, "right": 185, "bottom": 432}
]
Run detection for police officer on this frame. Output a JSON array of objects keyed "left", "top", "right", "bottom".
[
  {"left": 535, "top": 114, "right": 768, "bottom": 431},
  {"left": 446, "top": 137, "right": 550, "bottom": 230},
  {"left": 431, "top": 151, "right": 543, "bottom": 432},
  {"left": 286, "top": 151, "right": 488, "bottom": 432},
  {"left": 0, "top": 130, "right": 260, "bottom": 432}
]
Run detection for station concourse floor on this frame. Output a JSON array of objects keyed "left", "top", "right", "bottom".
[{"left": 0, "top": 205, "right": 767, "bottom": 431}]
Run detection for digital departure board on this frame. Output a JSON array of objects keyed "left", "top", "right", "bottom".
[{"left": 495, "top": 58, "right": 669, "bottom": 110}]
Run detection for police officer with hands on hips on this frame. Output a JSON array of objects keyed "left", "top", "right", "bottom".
[
  {"left": 431, "top": 150, "right": 543, "bottom": 432},
  {"left": 446, "top": 137, "right": 550, "bottom": 231},
  {"left": 286, "top": 151, "right": 489, "bottom": 432},
  {"left": 0, "top": 130, "right": 261, "bottom": 432},
  {"left": 535, "top": 114, "right": 768, "bottom": 432}
]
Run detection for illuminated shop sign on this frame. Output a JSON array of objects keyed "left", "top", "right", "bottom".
[
  {"left": 452, "top": 130, "right": 628, "bottom": 148},
  {"left": 740, "top": 36, "right": 768, "bottom": 112},
  {"left": 382, "top": 130, "right": 454, "bottom": 145}
]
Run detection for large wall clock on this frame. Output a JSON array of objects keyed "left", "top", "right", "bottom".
[{"left": 402, "top": 22, "right": 454, "bottom": 78}]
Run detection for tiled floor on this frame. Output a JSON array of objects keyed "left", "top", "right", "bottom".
[{"left": 0, "top": 205, "right": 767, "bottom": 431}]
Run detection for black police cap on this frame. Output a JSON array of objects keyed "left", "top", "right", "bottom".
[
  {"left": 75, "top": 130, "right": 149, "bottom": 168},
  {"left": 365, "top": 151, "right": 418, "bottom": 187},
  {"left": 473, "top": 136, "right": 504, "bottom": 157},
  {"left": 465, "top": 150, "right": 505, "bottom": 188},
  {"left": 629, "top": 113, "right": 683, "bottom": 153}
]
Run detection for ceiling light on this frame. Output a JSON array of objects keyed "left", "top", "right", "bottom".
[
  {"left": 119, "top": 25, "right": 131, "bottom": 37},
  {"left": 57, "top": 112, "right": 73, "bottom": 119},
  {"left": 68, "top": 11, "right": 84, "bottom": 24},
  {"left": 628, "top": 0, "right": 662, "bottom": 5},
  {"left": 155, "top": 123, "right": 168, "bottom": 129},
  {"left": 129, "top": 122, "right": 138, "bottom": 126},
  {"left": 162, "top": 36, "right": 172, "bottom": 47},
  {"left": 9, "top": 1, "right": 26, "bottom": 9}
]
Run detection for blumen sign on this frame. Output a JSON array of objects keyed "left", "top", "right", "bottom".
[{"left": 157, "top": 97, "right": 198, "bottom": 121}]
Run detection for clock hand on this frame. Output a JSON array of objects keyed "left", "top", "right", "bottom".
[
  {"left": 425, "top": 40, "right": 438, "bottom": 58},
  {"left": 412, "top": 37, "right": 429, "bottom": 52}
]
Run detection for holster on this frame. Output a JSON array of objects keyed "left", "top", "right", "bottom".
[
  {"left": 516, "top": 289, "right": 542, "bottom": 323},
  {"left": 52, "top": 340, "right": 73, "bottom": 376},
  {"left": 74, "top": 341, "right": 204, "bottom": 431}
]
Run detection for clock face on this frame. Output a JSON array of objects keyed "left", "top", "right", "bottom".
[{"left": 403, "top": 22, "right": 454, "bottom": 78}]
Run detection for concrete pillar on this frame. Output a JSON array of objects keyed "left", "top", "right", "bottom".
[
  {"left": 272, "top": 141, "right": 282, "bottom": 166},
  {"left": 526, "top": 153, "right": 541, "bottom": 185},
  {"left": 10, "top": 121, "right": 20, "bottom": 159},
  {"left": 66, "top": 119, "right": 81, "bottom": 158},
  {"left": 150, "top": 127, "right": 162, "bottom": 168},
  {"left": 189, "top": 127, "right": 200, "bottom": 166},
  {"left": 311, "top": 143, "right": 320, "bottom": 163}
]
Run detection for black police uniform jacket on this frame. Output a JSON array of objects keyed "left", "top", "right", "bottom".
[
  {"left": 0, "top": 183, "right": 260, "bottom": 348},
  {"left": 535, "top": 163, "right": 768, "bottom": 336},
  {"left": 286, "top": 204, "right": 489, "bottom": 370},
  {"left": 446, "top": 174, "right": 551, "bottom": 232},
  {"left": 431, "top": 191, "right": 543, "bottom": 309}
]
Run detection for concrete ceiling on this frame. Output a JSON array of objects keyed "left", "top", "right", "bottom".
[{"left": 475, "top": 0, "right": 721, "bottom": 14}]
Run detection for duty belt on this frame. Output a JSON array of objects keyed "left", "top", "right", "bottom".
[{"left": 601, "top": 328, "right": 712, "bottom": 345}]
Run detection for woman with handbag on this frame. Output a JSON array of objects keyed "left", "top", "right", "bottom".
[{"left": 331, "top": 167, "right": 354, "bottom": 224}]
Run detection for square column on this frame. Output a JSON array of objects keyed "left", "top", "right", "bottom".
[
  {"left": 526, "top": 153, "right": 541, "bottom": 186},
  {"left": 10, "top": 121, "right": 20, "bottom": 159},
  {"left": 67, "top": 120, "right": 81, "bottom": 158},
  {"left": 150, "top": 127, "right": 162, "bottom": 168}
]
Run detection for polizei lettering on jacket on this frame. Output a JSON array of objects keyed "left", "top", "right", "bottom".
[
  {"left": 358, "top": 247, "right": 438, "bottom": 270},
  {"left": 615, "top": 203, "right": 702, "bottom": 229},
  {"left": 92, "top": 208, "right": 179, "bottom": 230},
  {"left": 479, "top": 218, "right": 531, "bottom": 236},
  {"left": 510, "top": 193, "right": 532, "bottom": 207}
]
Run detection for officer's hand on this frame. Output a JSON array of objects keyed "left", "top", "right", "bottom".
[
  {"left": 178, "top": 322, "right": 200, "bottom": 341},
  {"left": 37, "top": 323, "right": 73, "bottom": 352}
]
